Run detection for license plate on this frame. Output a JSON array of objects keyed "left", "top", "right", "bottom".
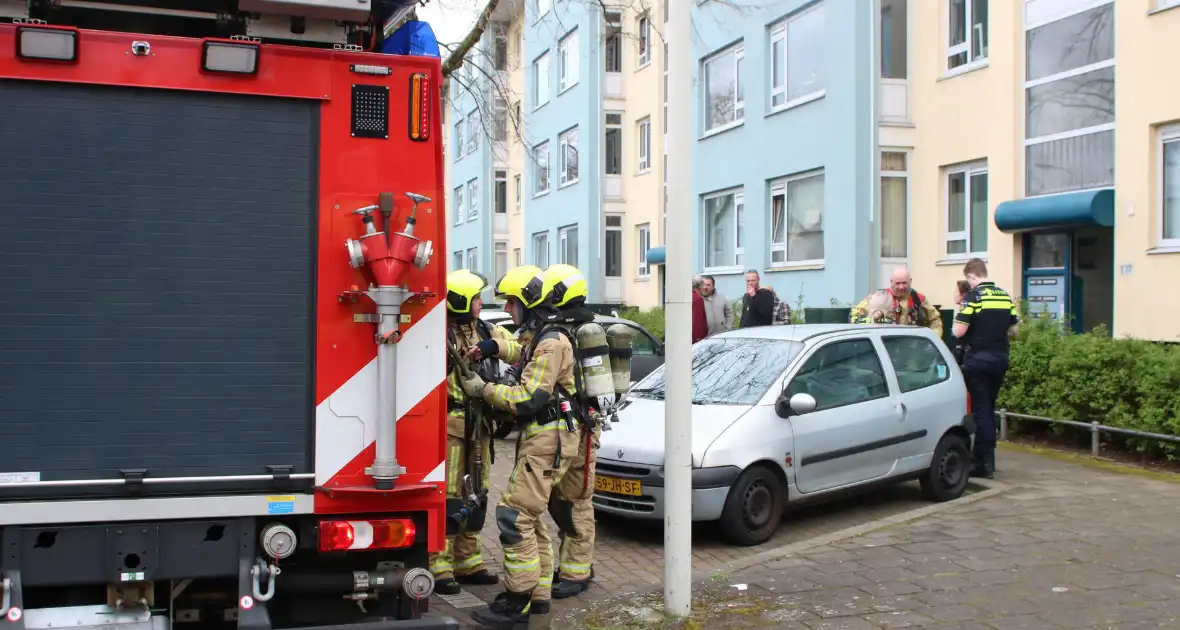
[{"left": 594, "top": 475, "right": 642, "bottom": 497}]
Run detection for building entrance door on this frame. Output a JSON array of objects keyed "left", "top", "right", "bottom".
[{"left": 1023, "top": 232, "right": 1071, "bottom": 329}]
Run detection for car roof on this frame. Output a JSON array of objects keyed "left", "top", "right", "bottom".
[{"left": 712, "top": 323, "right": 928, "bottom": 342}]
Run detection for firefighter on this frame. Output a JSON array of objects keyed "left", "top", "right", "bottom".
[
  {"left": 428, "top": 269, "right": 510, "bottom": 595},
  {"left": 540, "top": 264, "right": 599, "bottom": 599},
  {"left": 459, "top": 265, "right": 581, "bottom": 628}
]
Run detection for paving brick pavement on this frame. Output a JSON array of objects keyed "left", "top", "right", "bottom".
[
  {"left": 429, "top": 436, "right": 986, "bottom": 626},
  {"left": 551, "top": 446, "right": 1180, "bottom": 629}
]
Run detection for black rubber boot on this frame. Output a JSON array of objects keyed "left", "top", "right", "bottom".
[
  {"left": 552, "top": 578, "right": 590, "bottom": 599},
  {"left": 470, "top": 591, "right": 533, "bottom": 629},
  {"left": 434, "top": 577, "right": 461, "bottom": 595},
  {"left": 456, "top": 570, "right": 500, "bottom": 586},
  {"left": 552, "top": 565, "right": 594, "bottom": 585}
]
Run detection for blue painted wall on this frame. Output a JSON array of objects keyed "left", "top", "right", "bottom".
[
  {"left": 688, "top": 0, "right": 875, "bottom": 308},
  {"left": 522, "top": 0, "right": 605, "bottom": 301},
  {"left": 447, "top": 52, "right": 493, "bottom": 280}
]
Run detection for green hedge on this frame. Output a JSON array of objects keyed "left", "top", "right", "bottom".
[
  {"left": 1000, "top": 307, "right": 1180, "bottom": 457},
  {"left": 618, "top": 307, "right": 665, "bottom": 341}
]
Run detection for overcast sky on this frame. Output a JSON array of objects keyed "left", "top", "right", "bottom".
[{"left": 416, "top": 0, "right": 486, "bottom": 49}]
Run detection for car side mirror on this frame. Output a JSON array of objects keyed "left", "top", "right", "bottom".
[
  {"left": 656, "top": 343, "right": 665, "bottom": 357},
  {"left": 775, "top": 392, "right": 817, "bottom": 418}
]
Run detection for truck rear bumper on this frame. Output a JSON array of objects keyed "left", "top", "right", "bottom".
[{"left": 289, "top": 615, "right": 460, "bottom": 630}]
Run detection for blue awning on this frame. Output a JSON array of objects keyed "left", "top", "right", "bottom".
[
  {"left": 994, "top": 188, "right": 1115, "bottom": 234},
  {"left": 647, "top": 246, "right": 666, "bottom": 265}
]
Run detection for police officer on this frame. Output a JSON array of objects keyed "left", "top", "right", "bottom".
[
  {"left": 540, "top": 264, "right": 598, "bottom": 599},
  {"left": 428, "top": 269, "right": 512, "bottom": 594},
  {"left": 951, "top": 258, "right": 1020, "bottom": 479},
  {"left": 459, "top": 266, "right": 580, "bottom": 628}
]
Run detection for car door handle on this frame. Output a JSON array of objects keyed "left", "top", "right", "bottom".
[{"left": 896, "top": 402, "right": 908, "bottom": 421}]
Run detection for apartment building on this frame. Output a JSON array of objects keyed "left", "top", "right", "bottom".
[
  {"left": 669, "top": 0, "right": 882, "bottom": 305},
  {"left": 443, "top": 0, "right": 666, "bottom": 307},
  {"left": 908, "top": 0, "right": 1180, "bottom": 341}
]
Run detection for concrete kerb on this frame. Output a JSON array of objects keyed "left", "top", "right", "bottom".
[{"left": 694, "top": 478, "right": 1013, "bottom": 581}]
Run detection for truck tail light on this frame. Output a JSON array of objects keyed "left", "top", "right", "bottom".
[
  {"left": 318, "top": 519, "right": 416, "bottom": 552},
  {"left": 409, "top": 72, "right": 430, "bottom": 142},
  {"left": 16, "top": 25, "right": 78, "bottom": 62},
  {"left": 202, "top": 40, "right": 259, "bottom": 75}
]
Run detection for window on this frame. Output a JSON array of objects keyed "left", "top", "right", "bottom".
[
  {"left": 605, "top": 215, "right": 622, "bottom": 277},
  {"left": 467, "top": 178, "right": 479, "bottom": 220},
  {"left": 633, "top": 337, "right": 804, "bottom": 406},
  {"left": 559, "top": 29, "right": 579, "bottom": 91},
  {"left": 605, "top": 11, "right": 622, "bottom": 73},
  {"left": 769, "top": 3, "right": 825, "bottom": 110},
  {"left": 1161, "top": 125, "right": 1180, "bottom": 246},
  {"left": 785, "top": 339, "right": 889, "bottom": 411},
  {"left": 880, "top": 151, "right": 907, "bottom": 259},
  {"left": 453, "top": 117, "right": 464, "bottom": 160},
  {"left": 494, "top": 170, "right": 507, "bottom": 214},
  {"left": 637, "top": 117, "right": 651, "bottom": 172},
  {"left": 558, "top": 224, "right": 579, "bottom": 266},
  {"left": 513, "top": 247, "right": 522, "bottom": 266},
  {"left": 494, "top": 241, "right": 509, "bottom": 280},
  {"left": 494, "top": 32, "right": 508, "bottom": 71},
  {"left": 947, "top": 0, "right": 988, "bottom": 71},
  {"left": 944, "top": 162, "right": 988, "bottom": 257},
  {"left": 1024, "top": 3, "right": 1114, "bottom": 197},
  {"left": 536, "top": 0, "right": 550, "bottom": 17},
  {"left": 703, "top": 189, "right": 744, "bottom": 270},
  {"left": 534, "top": 51, "right": 550, "bottom": 108},
  {"left": 513, "top": 101, "right": 521, "bottom": 137},
  {"left": 637, "top": 223, "right": 651, "bottom": 277},
  {"left": 882, "top": 336, "right": 950, "bottom": 393},
  {"left": 533, "top": 141, "right": 550, "bottom": 195},
  {"left": 559, "top": 127, "right": 579, "bottom": 186},
  {"left": 466, "top": 112, "right": 479, "bottom": 154},
  {"left": 465, "top": 247, "right": 478, "bottom": 273},
  {"left": 515, "top": 29, "right": 523, "bottom": 66},
  {"left": 629, "top": 326, "right": 657, "bottom": 355},
  {"left": 662, "top": 43, "right": 668, "bottom": 130},
  {"left": 703, "top": 43, "right": 744, "bottom": 133},
  {"left": 637, "top": 14, "right": 650, "bottom": 67},
  {"left": 513, "top": 174, "right": 522, "bottom": 211},
  {"left": 453, "top": 185, "right": 464, "bottom": 225},
  {"left": 769, "top": 172, "right": 824, "bottom": 265},
  {"left": 532, "top": 231, "right": 550, "bottom": 268},
  {"left": 452, "top": 251, "right": 463, "bottom": 271},
  {"left": 880, "top": 0, "right": 907, "bottom": 80},
  {"left": 493, "top": 95, "right": 508, "bottom": 142},
  {"left": 605, "top": 112, "right": 622, "bottom": 175}
]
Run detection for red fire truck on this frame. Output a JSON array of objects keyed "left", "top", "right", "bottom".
[{"left": 0, "top": 1, "right": 455, "bottom": 629}]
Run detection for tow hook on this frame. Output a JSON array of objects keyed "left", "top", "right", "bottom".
[{"left": 250, "top": 558, "right": 280, "bottom": 602}]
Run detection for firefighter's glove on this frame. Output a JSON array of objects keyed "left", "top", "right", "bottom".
[
  {"left": 468, "top": 339, "right": 500, "bottom": 362},
  {"left": 461, "top": 373, "right": 487, "bottom": 399}
]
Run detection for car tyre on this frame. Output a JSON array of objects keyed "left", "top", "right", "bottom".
[
  {"left": 719, "top": 466, "right": 784, "bottom": 546},
  {"left": 920, "top": 432, "right": 971, "bottom": 502}
]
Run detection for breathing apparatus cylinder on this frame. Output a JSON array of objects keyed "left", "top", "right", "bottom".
[
  {"left": 573, "top": 322, "right": 616, "bottom": 413},
  {"left": 605, "top": 323, "right": 634, "bottom": 401}
]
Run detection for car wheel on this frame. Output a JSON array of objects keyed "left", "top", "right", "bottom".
[
  {"left": 920, "top": 432, "right": 971, "bottom": 502},
  {"left": 719, "top": 466, "right": 784, "bottom": 546}
]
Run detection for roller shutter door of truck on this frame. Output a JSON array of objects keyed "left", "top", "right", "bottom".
[{"left": 0, "top": 80, "right": 317, "bottom": 499}]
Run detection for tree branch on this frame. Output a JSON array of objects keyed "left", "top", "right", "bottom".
[{"left": 441, "top": 0, "right": 502, "bottom": 78}]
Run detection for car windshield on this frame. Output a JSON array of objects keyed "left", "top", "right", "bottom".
[{"left": 630, "top": 337, "right": 803, "bottom": 405}]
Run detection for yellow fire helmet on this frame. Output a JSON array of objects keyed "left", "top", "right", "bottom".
[
  {"left": 541, "top": 264, "right": 588, "bottom": 308},
  {"left": 494, "top": 265, "right": 546, "bottom": 309},
  {"left": 446, "top": 269, "right": 488, "bottom": 314}
]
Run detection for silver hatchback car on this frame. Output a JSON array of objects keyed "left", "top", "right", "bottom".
[{"left": 594, "top": 324, "right": 974, "bottom": 546}]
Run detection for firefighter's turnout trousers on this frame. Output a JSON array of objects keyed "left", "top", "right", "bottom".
[
  {"left": 497, "top": 416, "right": 579, "bottom": 601},
  {"left": 428, "top": 411, "right": 493, "bottom": 580},
  {"left": 552, "top": 424, "right": 600, "bottom": 581}
]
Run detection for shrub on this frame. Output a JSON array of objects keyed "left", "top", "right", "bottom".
[
  {"left": 618, "top": 306, "right": 665, "bottom": 341},
  {"left": 999, "top": 303, "right": 1180, "bottom": 458}
]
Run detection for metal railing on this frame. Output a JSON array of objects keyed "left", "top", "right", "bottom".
[{"left": 997, "top": 410, "right": 1180, "bottom": 457}]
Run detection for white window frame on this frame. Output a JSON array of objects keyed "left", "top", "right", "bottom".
[
  {"left": 702, "top": 43, "right": 745, "bottom": 136},
  {"left": 532, "top": 231, "right": 550, "bottom": 268},
  {"left": 465, "top": 247, "right": 478, "bottom": 273},
  {"left": 558, "top": 224, "right": 578, "bottom": 266},
  {"left": 879, "top": 150, "right": 909, "bottom": 260},
  {"left": 637, "top": 223, "right": 651, "bottom": 278},
  {"left": 452, "top": 250, "right": 464, "bottom": 271},
  {"left": 1157, "top": 0, "right": 1180, "bottom": 10},
  {"left": 943, "top": 161, "right": 988, "bottom": 259},
  {"left": 702, "top": 188, "right": 745, "bottom": 273},
  {"left": 558, "top": 29, "right": 579, "bottom": 92},
  {"left": 534, "top": 51, "right": 551, "bottom": 109},
  {"left": 513, "top": 173, "right": 522, "bottom": 212},
  {"left": 533, "top": 141, "right": 550, "bottom": 196},
  {"left": 605, "top": 215, "right": 623, "bottom": 278},
  {"left": 514, "top": 247, "right": 522, "bottom": 266},
  {"left": 637, "top": 117, "right": 651, "bottom": 173},
  {"left": 605, "top": 11, "right": 622, "bottom": 73},
  {"left": 637, "top": 14, "right": 651, "bottom": 68},
  {"left": 466, "top": 111, "right": 479, "bottom": 155},
  {"left": 453, "top": 185, "right": 464, "bottom": 225},
  {"left": 494, "top": 169, "right": 508, "bottom": 214},
  {"left": 1159, "top": 124, "right": 1180, "bottom": 248},
  {"left": 558, "top": 127, "right": 579, "bottom": 187},
  {"left": 467, "top": 178, "right": 479, "bottom": 220},
  {"left": 604, "top": 112, "right": 623, "bottom": 176},
  {"left": 768, "top": 170, "right": 825, "bottom": 268},
  {"left": 453, "top": 116, "right": 464, "bottom": 161},
  {"left": 946, "top": 0, "right": 989, "bottom": 74},
  {"left": 494, "top": 241, "right": 509, "bottom": 280},
  {"left": 768, "top": 3, "right": 826, "bottom": 113}
]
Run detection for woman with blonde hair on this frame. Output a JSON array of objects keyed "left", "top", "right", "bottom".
[{"left": 850, "top": 289, "right": 896, "bottom": 324}]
